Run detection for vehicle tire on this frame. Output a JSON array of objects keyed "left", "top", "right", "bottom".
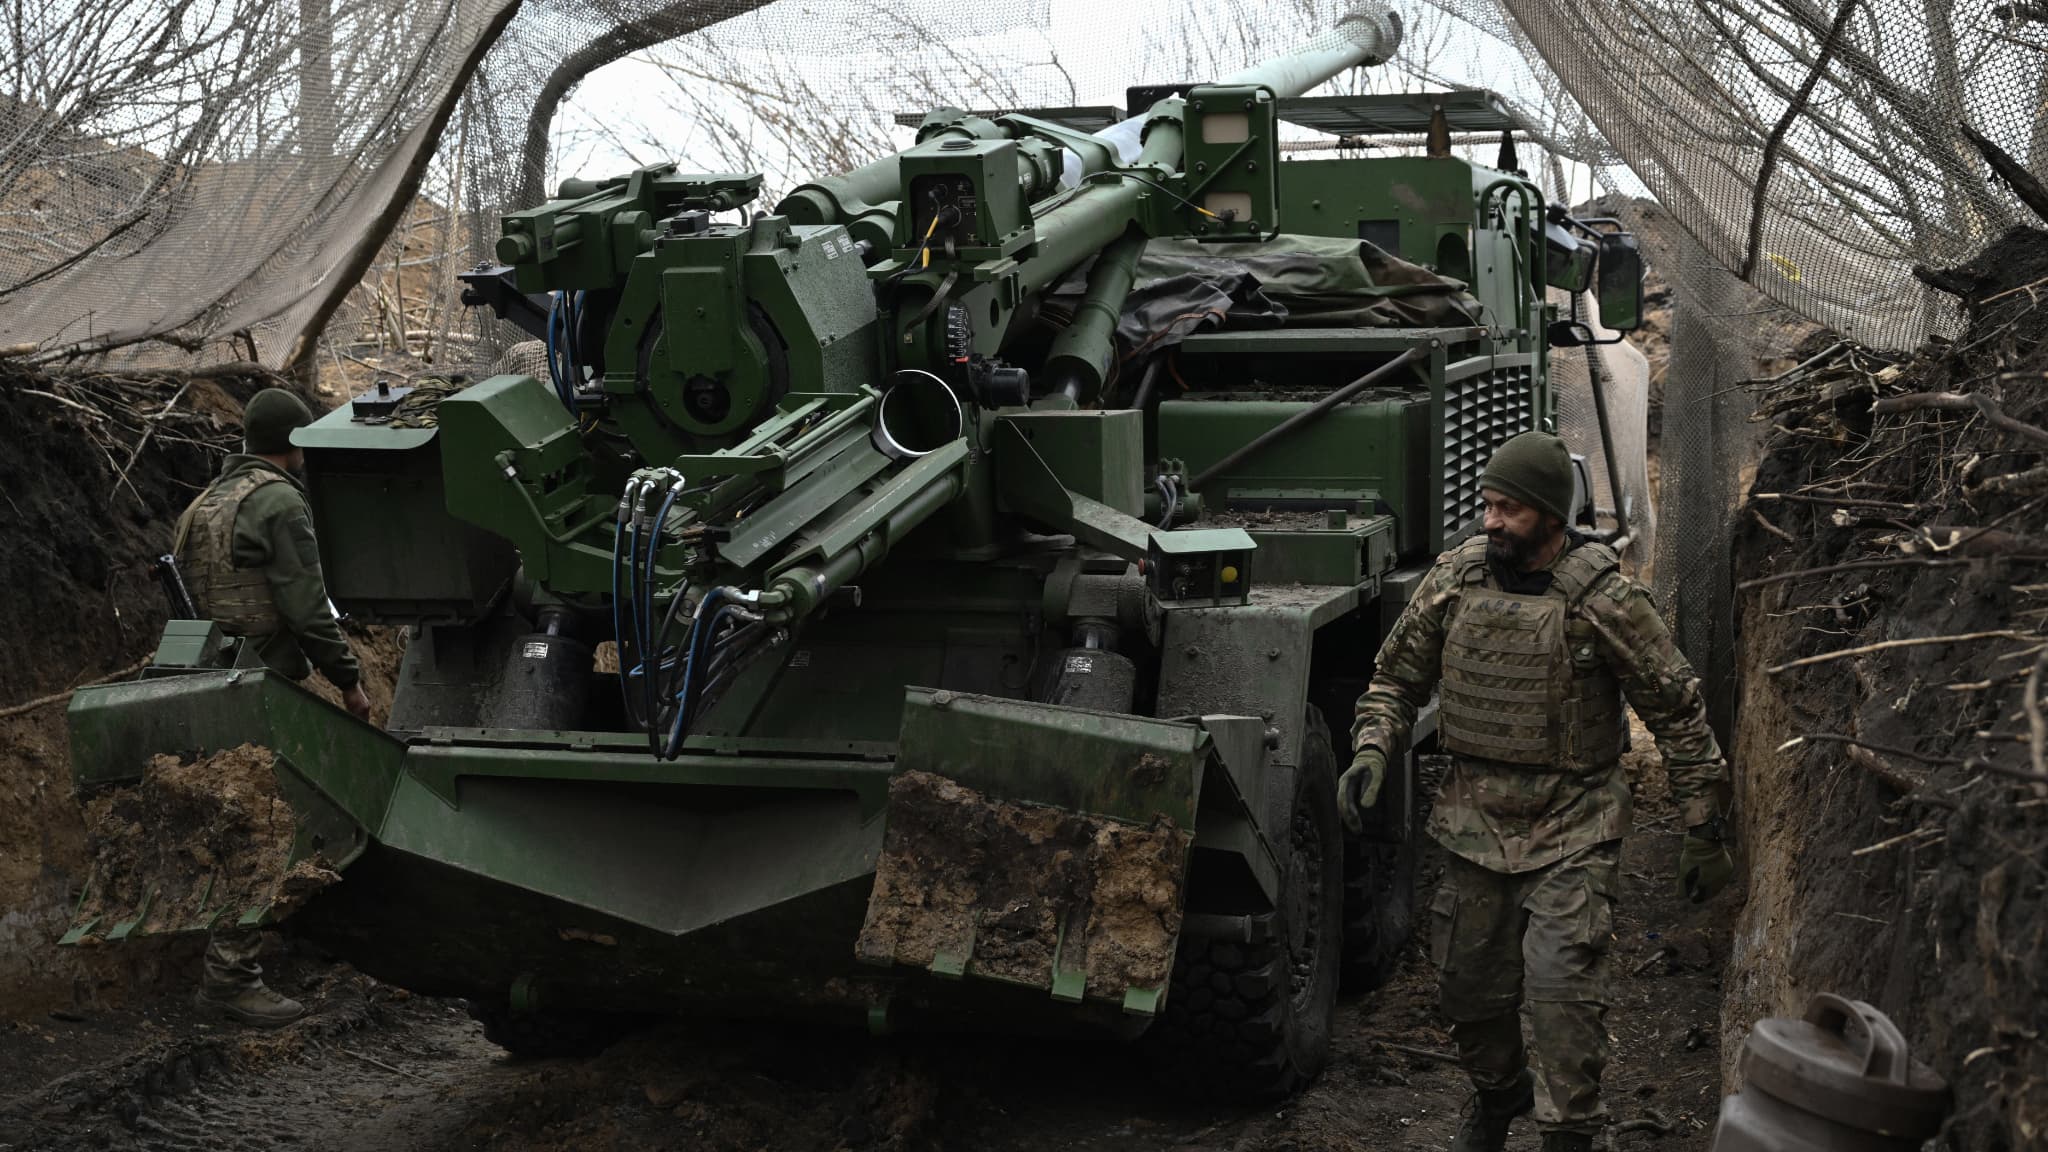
[
  {"left": 1149, "top": 713, "right": 1345, "bottom": 1101},
  {"left": 465, "top": 998, "right": 639, "bottom": 1059},
  {"left": 1340, "top": 830, "right": 1418, "bottom": 991},
  {"left": 1334, "top": 704, "right": 1421, "bottom": 991}
]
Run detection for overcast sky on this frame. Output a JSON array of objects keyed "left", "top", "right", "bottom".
[{"left": 543, "top": 1, "right": 1598, "bottom": 204}]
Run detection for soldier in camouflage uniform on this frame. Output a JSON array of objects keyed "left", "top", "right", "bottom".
[
  {"left": 1339, "top": 432, "right": 1733, "bottom": 1152},
  {"left": 174, "top": 388, "right": 369, "bottom": 1027}
]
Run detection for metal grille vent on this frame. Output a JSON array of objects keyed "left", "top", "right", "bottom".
[{"left": 1442, "top": 365, "right": 1534, "bottom": 539}]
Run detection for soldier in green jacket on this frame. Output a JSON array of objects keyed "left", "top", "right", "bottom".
[
  {"left": 1341, "top": 431, "right": 1733, "bottom": 1152},
  {"left": 175, "top": 387, "right": 368, "bottom": 1026}
]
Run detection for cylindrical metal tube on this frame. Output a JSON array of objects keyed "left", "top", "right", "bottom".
[
  {"left": 1043, "top": 227, "right": 1149, "bottom": 406},
  {"left": 775, "top": 156, "right": 902, "bottom": 228},
  {"left": 1223, "top": 4, "right": 1403, "bottom": 98},
  {"left": 763, "top": 467, "right": 966, "bottom": 623},
  {"left": 1016, "top": 181, "right": 1144, "bottom": 297}
]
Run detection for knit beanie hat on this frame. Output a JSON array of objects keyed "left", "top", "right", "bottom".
[
  {"left": 1479, "top": 431, "right": 1575, "bottom": 524},
  {"left": 243, "top": 388, "right": 315, "bottom": 455}
]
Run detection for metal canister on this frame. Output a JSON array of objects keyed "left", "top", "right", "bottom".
[{"left": 1712, "top": 994, "right": 1950, "bottom": 1151}]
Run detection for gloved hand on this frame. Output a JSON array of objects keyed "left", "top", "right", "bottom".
[
  {"left": 342, "top": 683, "right": 372, "bottom": 722},
  {"left": 1338, "top": 747, "right": 1387, "bottom": 835},
  {"left": 1678, "top": 823, "right": 1735, "bottom": 903}
]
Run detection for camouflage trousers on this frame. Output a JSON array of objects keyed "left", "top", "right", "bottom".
[
  {"left": 203, "top": 927, "right": 266, "bottom": 995},
  {"left": 1428, "top": 841, "right": 1620, "bottom": 1135}
]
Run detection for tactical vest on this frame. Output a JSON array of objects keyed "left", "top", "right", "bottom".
[
  {"left": 172, "top": 468, "right": 290, "bottom": 637},
  {"left": 1436, "top": 536, "right": 1626, "bottom": 773}
]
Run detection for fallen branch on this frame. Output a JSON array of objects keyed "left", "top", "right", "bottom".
[
  {"left": 1973, "top": 465, "right": 2048, "bottom": 495},
  {"left": 1738, "top": 557, "right": 1972, "bottom": 591},
  {"left": 108, "top": 380, "right": 190, "bottom": 505},
  {"left": 1767, "top": 631, "right": 2034, "bottom": 674},
  {"left": 1779, "top": 732, "right": 1960, "bottom": 768},
  {"left": 1845, "top": 743, "right": 1931, "bottom": 795},
  {"left": 182, "top": 360, "right": 279, "bottom": 381},
  {"left": 0, "top": 657, "right": 151, "bottom": 720},
  {"left": 1850, "top": 826, "right": 1943, "bottom": 858},
  {"left": 16, "top": 388, "right": 104, "bottom": 417},
  {"left": 1750, "top": 507, "right": 1797, "bottom": 545},
  {"left": 1870, "top": 391, "right": 2048, "bottom": 446},
  {"left": 1976, "top": 759, "right": 2048, "bottom": 785},
  {"left": 1630, "top": 946, "right": 1676, "bottom": 976},
  {"left": 1369, "top": 1039, "right": 1461, "bottom": 1065},
  {"left": 340, "top": 1046, "right": 430, "bottom": 1081},
  {"left": 1614, "top": 1108, "right": 1674, "bottom": 1137},
  {"left": 1962, "top": 121, "right": 2048, "bottom": 224},
  {"left": 1752, "top": 491, "right": 1918, "bottom": 511}
]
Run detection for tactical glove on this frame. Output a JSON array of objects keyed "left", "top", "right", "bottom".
[
  {"left": 1338, "top": 747, "right": 1387, "bottom": 835},
  {"left": 1678, "top": 823, "right": 1734, "bottom": 903}
]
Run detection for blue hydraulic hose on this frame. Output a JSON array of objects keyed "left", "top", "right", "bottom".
[
  {"left": 641, "top": 482, "right": 682, "bottom": 744},
  {"left": 663, "top": 590, "right": 728, "bottom": 759},
  {"left": 568, "top": 290, "right": 586, "bottom": 393},
  {"left": 644, "top": 481, "right": 682, "bottom": 651},
  {"left": 548, "top": 291, "right": 565, "bottom": 407}
]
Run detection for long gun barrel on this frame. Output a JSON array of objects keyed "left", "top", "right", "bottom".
[
  {"left": 1221, "top": 5, "right": 1403, "bottom": 97},
  {"left": 777, "top": 4, "right": 1404, "bottom": 236}
]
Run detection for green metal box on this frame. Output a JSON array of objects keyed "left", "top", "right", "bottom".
[
  {"left": 1157, "top": 395, "right": 1432, "bottom": 556},
  {"left": 896, "top": 137, "right": 1031, "bottom": 261},
  {"left": 1184, "top": 84, "right": 1281, "bottom": 240},
  {"left": 1147, "top": 527, "right": 1256, "bottom": 606},
  {"left": 298, "top": 407, "right": 517, "bottom": 624},
  {"left": 997, "top": 410, "right": 1145, "bottom": 517}
]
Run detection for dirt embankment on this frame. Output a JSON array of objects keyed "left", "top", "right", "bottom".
[
  {"left": 0, "top": 358, "right": 399, "bottom": 1018},
  {"left": 1729, "top": 226, "right": 2048, "bottom": 1150}
]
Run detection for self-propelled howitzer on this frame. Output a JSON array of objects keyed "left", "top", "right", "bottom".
[{"left": 67, "top": 4, "right": 1651, "bottom": 1098}]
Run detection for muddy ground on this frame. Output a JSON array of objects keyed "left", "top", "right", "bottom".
[{"left": 0, "top": 723, "right": 1728, "bottom": 1151}]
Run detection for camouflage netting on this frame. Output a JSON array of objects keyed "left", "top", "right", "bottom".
[{"left": 10, "top": 0, "right": 2037, "bottom": 365}]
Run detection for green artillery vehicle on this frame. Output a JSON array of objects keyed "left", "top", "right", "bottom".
[{"left": 65, "top": 5, "right": 1645, "bottom": 1097}]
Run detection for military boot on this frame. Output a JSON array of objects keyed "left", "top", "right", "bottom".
[
  {"left": 1450, "top": 1068, "right": 1535, "bottom": 1152},
  {"left": 1539, "top": 1131, "right": 1595, "bottom": 1152},
  {"left": 196, "top": 981, "right": 305, "bottom": 1028}
]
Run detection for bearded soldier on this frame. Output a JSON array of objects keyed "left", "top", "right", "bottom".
[
  {"left": 1340, "top": 431, "right": 1733, "bottom": 1152},
  {"left": 173, "top": 387, "right": 369, "bottom": 1026}
]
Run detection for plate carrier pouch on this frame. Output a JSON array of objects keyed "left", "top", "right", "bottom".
[
  {"left": 1436, "top": 536, "right": 1625, "bottom": 773},
  {"left": 171, "top": 468, "right": 291, "bottom": 638}
]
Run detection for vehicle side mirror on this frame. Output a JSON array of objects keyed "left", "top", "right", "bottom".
[
  {"left": 1596, "top": 232, "right": 1644, "bottom": 332},
  {"left": 1543, "top": 218, "right": 1594, "bottom": 294}
]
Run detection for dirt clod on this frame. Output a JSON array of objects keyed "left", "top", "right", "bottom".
[
  {"left": 76, "top": 744, "right": 332, "bottom": 938},
  {"left": 858, "top": 769, "right": 1191, "bottom": 1001}
]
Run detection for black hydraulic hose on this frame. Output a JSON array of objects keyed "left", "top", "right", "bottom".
[
  {"left": 1187, "top": 346, "right": 1428, "bottom": 492},
  {"left": 1129, "top": 356, "right": 1165, "bottom": 412},
  {"left": 695, "top": 622, "right": 770, "bottom": 713}
]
